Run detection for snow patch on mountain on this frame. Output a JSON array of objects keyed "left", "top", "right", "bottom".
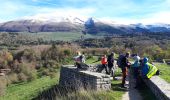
[{"left": 22, "top": 14, "right": 89, "bottom": 25}]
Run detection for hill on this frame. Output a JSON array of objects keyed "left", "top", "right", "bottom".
[{"left": 0, "top": 17, "right": 170, "bottom": 34}]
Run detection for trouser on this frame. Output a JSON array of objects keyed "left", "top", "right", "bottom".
[
  {"left": 108, "top": 63, "right": 113, "bottom": 75},
  {"left": 131, "top": 67, "right": 140, "bottom": 87},
  {"left": 122, "top": 67, "right": 128, "bottom": 86},
  {"left": 133, "top": 67, "right": 139, "bottom": 79},
  {"left": 102, "top": 64, "right": 109, "bottom": 74},
  {"left": 75, "top": 62, "right": 81, "bottom": 68}
]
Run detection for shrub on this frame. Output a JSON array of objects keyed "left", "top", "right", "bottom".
[
  {"left": 7, "top": 73, "right": 18, "bottom": 84},
  {"left": 27, "top": 70, "right": 37, "bottom": 81},
  {"left": 14, "top": 49, "right": 37, "bottom": 62},
  {"left": 18, "top": 73, "right": 28, "bottom": 82},
  {"left": 0, "top": 50, "right": 13, "bottom": 69},
  {"left": 41, "top": 69, "right": 50, "bottom": 76},
  {"left": 63, "top": 49, "right": 71, "bottom": 56},
  {"left": 0, "top": 76, "right": 7, "bottom": 96},
  {"left": 12, "top": 62, "right": 37, "bottom": 82},
  {"left": 19, "top": 63, "right": 37, "bottom": 81}
]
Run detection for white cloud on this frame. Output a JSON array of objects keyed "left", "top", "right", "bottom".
[
  {"left": 22, "top": 8, "right": 96, "bottom": 22},
  {"left": 140, "top": 11, "right": 170, "bottom": 24}
]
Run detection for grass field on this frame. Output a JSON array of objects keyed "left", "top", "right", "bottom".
[
  {"left": 27, "top": 32, "right": 103, "bottom": 41},
  {"left": 154, "top": 63, "right": 170, "bottom": 83},
  {"left": 0, "top": 73, "right": 60, "bottom": 100}
]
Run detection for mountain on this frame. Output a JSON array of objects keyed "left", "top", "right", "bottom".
[
  {"left": 145, "top": 24, "right": 170, "bottom": 32},
  {"left": 0, "top": 17, "right": 170, "bottom": 34},
  {"left": 0, "top": 18, "right": 84, "bottom": 32}
]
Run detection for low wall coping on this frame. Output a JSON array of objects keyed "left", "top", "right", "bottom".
[
  {"left": 61, "top": 65, "right": 110, "bottom": 78},
  {"left": 144, "top": 76, "right": 170, "bottom": 100},
  {"left": 150, "top": 76, "right": 170, "bottom": 99}
]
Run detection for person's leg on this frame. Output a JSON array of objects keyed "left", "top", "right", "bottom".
[
  {"left": 100, "top": 64, "right": 105, "bottom": 72},
  {"left": 107, "top": 63, "right": 111, "bottom": 75},
  {"left": 122, "top": 68, "right": 126, "bottom": 87},
  {"left": 111, "top": 68, "right": 115, "bottom": 77},
  {"left": 104, "top": 64, "right": 109, "bottom": 75},
  {"left": 134, "top": 68, "right": 139, "bottom": 88},
  {"left": 134, "top": 67, "right": 138, "bottom": 79}
]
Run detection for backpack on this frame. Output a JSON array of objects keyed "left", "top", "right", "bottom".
[{"left": 117, "top": 55, "right": 124, "bottom": 68}]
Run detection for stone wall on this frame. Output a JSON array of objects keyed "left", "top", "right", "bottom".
[
  {"left": 143, "top": 76, "right": 170, "bottom": 100},
  {"left": 59, "top": 65, "right": 111, "bottom": 90}
]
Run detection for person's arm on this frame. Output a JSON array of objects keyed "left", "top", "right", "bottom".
[{"left": 126, "top": 58, "right": 131, "bottom": 68}]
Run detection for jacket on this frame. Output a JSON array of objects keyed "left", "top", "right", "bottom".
[{"left": 101, "top": 57, "right": 107, "bottom": 64}]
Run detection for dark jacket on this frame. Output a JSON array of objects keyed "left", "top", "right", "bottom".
[
  {"left": 121, "top": 56, "right": 129, "bottom": 69},
  {"left": 107, "top": 55, "right": 114, "bottom": 67}
]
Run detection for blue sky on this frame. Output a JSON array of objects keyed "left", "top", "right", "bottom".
[{"left": 0, "top": 0, "right": 170, "bottom": 24}]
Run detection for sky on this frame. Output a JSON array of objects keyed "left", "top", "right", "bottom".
[{"left": 0, "top": 0, "right": 170, "bottom": 24}]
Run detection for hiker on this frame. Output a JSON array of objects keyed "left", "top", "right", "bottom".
[
  {"left": 131, "top": 55, "right": 141, "bottom": 88},
  {"left": 80, "top": 52, "right": 86, "bottom": 63},
  {"left": 107, "top": 52, "right": 115, "bottom": 75},
  {"left": 141, "top": 57, "right": 158, "bottom": 79},
  {"left": 118, "top": 52, "right": 131, "bottom": 88},
  {"left": 101, "top": 55, "right": 109, "bottom": 74},
  {"left": 73, "top": 51, "right": 82, "bottom": 68},
  {"left": 131, "top": 55, "right": 140, "bottom": 78}
]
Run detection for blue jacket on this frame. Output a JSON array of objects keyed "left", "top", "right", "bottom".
[
  {"left": 141, "top": 63, "right": 149, "bottom": 77},
  {"left": 132, "top": 61, "right": 140, "bottom": 68}
]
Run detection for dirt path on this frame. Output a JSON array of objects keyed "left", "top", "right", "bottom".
[{"left": 122, "top": 71, "right": 142, "bottom": 100}]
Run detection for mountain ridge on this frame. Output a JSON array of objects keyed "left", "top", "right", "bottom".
[{"left": 0, "top": 17, "right": 170, "bottom": 34}]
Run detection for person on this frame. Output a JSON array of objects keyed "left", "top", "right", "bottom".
[
  {"left": 131, "top": 55, "right": 141, "bottom": 88},
  {"left": 107, "top": 52, "right": 114, "bottom": 75},
  {"left": 101, "top": 55, "right": 109, "bottom": 74},
  {"left": 73, "top": 51, "right": 82, "bottom": 68},
  {"left": 141, "top": 57, "right": 158, "bottom": 79},
  {"left": 131, "top": 55, "right": 140, "bottom": 78},
  {"left": 80, "top": 52, "right": 86, "bottom": 63},
  {"left": 120, "top": 52, "right": 131, "bottom": 88}
]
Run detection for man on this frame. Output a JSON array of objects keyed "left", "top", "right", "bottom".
[
  {"left": 107, "top": 52, "right": 114, "bottom": 75},
  {"left": 120, "top": 52, "right": 131, "bottom": 88},
  {"left": 141, "top": 57, "right": 158, "bottom": 79}
]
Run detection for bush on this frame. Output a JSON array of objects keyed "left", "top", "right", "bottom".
[
  {"left": 63, "top": 49, "right": 71, "bottom": 56},
  {"left": 18, "top": 73, "right": 28, "bottom": 82},
  {"left": 7, "top": 73, "right": 18, "bottom": 84},
  {"left": 14, "top": 49, "right": 37, "bottom": 62},
  {"left": 0, "top": 76, "right": 7, "bottom": 96},
  {"left": 0, "top": 50, "right": 13, "bottom": 69},
  {"left": 37, "top": 60, "right": 59, "bottom": 78},
  {"left": 12, "top": 63, "right": 37, "bottom": 82}
]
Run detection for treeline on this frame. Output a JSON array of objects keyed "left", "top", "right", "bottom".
[{"left": 77, "top": 33, "right": 170, "bottom": 60}]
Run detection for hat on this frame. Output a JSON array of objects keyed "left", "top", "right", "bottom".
[
  {"left": 143, "top": 57, "right": 148, "bottom": 63},
  {"left": 134, "top": 56, "right": 140, "bottom": 61}
]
